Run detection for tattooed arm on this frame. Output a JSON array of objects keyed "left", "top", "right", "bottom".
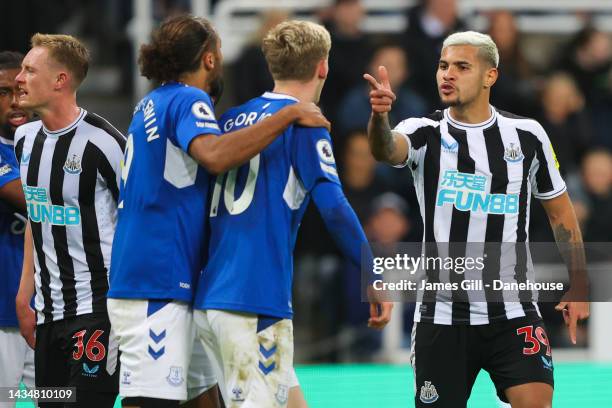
[
  {"left": 541, "top": 192, "right": 590, "bottom": 344},
  {"left": 363, "top": 65, "right": 409, "bottom": 165},
  {"left": 367, "top": 113, "right": 409, "bottom": 165}
]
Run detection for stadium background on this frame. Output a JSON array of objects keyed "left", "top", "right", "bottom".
[{"left": 3, "top": 0, "right": 612, "bottom": 406}]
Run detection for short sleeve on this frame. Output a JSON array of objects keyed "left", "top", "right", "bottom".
[
  {"left": 174, "top": 91, "right": 221, "bottom": 153},
  {"left": 528, "top": 123, "right": 566, "bottom": 200},
  {"left": 392, "top": 117, "right": 432, "bottom": 168},
  {"left": 0, "top": 143, "right": 20, "bottom": 188},
  {"left": 97, "top": 132, "right": 126, "bottom": 203},
  {"left": 292, "top": 127, "right": 341, "bottom": 192}
]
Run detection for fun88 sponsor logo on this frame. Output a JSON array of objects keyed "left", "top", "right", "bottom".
[
  {"left": 24, "top": 185, "right": 81, "bottom": 226},
  {"left": 436, "top": 170, "right": 519, "bottom": 214}
]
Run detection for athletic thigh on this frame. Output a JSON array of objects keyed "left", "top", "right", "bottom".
[
  {"left": 204, "top": 310, "right": 294, "bottom": 408},
  {"left": 411, "top": 322, "right": 480, "bottom": 408},
  {"left": 108, "top": 299, "right": 193, "bottom": 402},
  {"left": 481, "top": 317, "right": 554, "bottom": 404}
]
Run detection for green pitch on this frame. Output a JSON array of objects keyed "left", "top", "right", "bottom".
[{"left": 16, "top": 362, "right": 612, "bottom": 407}]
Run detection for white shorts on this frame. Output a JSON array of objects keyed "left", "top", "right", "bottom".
[
  {"left": 107, "top": 299, "right": 216, "bottom": 401},
  {"left": 194, "top": 309, "right": 295, "bottom": 408},
  {"left": 0, "top": 327, "right": 35, "bottom": 408}
]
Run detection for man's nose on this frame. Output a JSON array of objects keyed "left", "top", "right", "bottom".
[{"left": 10, "top": 89, "right": 20, "bottom": 107}]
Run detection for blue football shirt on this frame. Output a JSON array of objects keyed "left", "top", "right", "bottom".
[
  {"left": 109, "top": 82, "right": 221, "bottom": 301},
  {"left": 194, "top": 92, "right": 341, "bottom": 318},
  {"left": 0, "top": 140, "right": 24, "bottom": 327}
]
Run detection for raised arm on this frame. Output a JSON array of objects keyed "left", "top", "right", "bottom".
[
  {"left": 540, "top": 192, "right": 589, "bottom": 344},
  {"left": 189, "top": 102, "right": 330, "bottom": 175},
  {"left": 364, "top": 65, "right": 409, "bottom": 165}
]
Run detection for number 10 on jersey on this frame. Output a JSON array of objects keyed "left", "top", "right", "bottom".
[{"left": 210, "top": 154, "right": 260, "bottom": 216}]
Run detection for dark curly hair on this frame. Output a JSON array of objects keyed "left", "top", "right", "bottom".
[{"left": 139, "top": 14, "right": 218, "bottom": 83}]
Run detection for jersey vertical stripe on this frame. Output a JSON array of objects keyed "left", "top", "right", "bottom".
[
  {"left": 14, "top": 110, "right": 125, "bottom": 323},
  {"left": 419, "top": 113, "right": 442, "bottom": 323},
  {"left": 516, "top": 129, "right": 539, "bottom": 315},
  {"left": 80, "top": 141, "right": 111, "bottom": 315},
  {"left": 25, "top": 129, "right": 55, "bottom": 322},
  {"left": 447, "top": 126, "right": 472, "bottom": 324},
  {"left": 393, "top": 107, "right": 566, "bottom": 325},
  {"left": 49, "top": 129, "right": 78, "bottom": 318},
  {"left": 482, "top": 124, "right": 507, "bottom": 320}
]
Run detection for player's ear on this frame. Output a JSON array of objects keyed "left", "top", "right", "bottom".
[
  {"left": 55, "top": 71, "right": 69, "bottom": 91},
  {"left": 317, "top": 58, "right": 329, "bottom": 79},
  {"left": 203, "top": 51, "right": 215, "bottom": 72},
  {"left": 484, "top": 67, "right": 498, "bottom": 89}
]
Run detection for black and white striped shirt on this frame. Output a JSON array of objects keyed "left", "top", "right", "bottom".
[
  {"left": 14, "top": 109, "right": 125, "bottom": 324},
  {"left": 394, "top": 106, "right": 566, "bottom": 325}
]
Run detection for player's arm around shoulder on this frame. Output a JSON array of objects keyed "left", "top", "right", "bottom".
[
  {"left": 364, "top": 66, "right": 409, "bottom": 166},
  {"left": 188, "top": 101, "right": 330, "bottom": 175}
]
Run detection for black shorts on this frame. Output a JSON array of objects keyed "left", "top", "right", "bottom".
[
  {"left": 411, "top": 316, "right": 554, "bottom": 407},
  {"left": 35, "top": 313, "right": 119, "bottom": 394}
]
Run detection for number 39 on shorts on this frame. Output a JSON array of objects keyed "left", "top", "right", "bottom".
[{"left": 516, "top": 325, "right": 551, "bottom": 357}]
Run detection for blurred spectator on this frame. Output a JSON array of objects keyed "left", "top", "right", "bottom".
[
  {"left": 232, "top": 10, "right": 290, "bottom": 103},
  {"left": 321, "top": 0, "right": 373, "bottom": 123},
  {"left": 365, "top": 193, "right": 417, "bottom": 342},
  {"left": 337, "top": 45, "right": 427, "bottom": 138},
  {"left": 557, "top": 26, "right": 612, "bottom": 149},
  {"left": 537, "top": 72, "right": 591, "bottom": 174},
  {"left": 559, "top": 27, "right": 612, "bottom": 104},
  {"left": 580, "top": 149, "right": 612, "bottom": 242},
  {"left": 530, "top": 73, "right": 592, "bottom": 242},
  {"left": 341, "top": 131, "right": 387, "bottom": 221},
  {"left": 487, "top": 11, "right": 537, "bottom": 116},
  {"left": 153, "top": 0, "right": 190, "bottom": 20},
  {"left": 402, "top": 0, "right": 466, "bottom": 110},
  {"left": 366, "top": 193, "right": 410, "bottom": 244},
  {"left": 342, "top": 193, "right": 411, "bottom": 360}
]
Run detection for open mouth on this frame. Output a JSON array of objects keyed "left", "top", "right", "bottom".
[
  {"left": 440, "top": 84, "right": 455, "bottom": 95},
  {"left": 8, "top": 111, "right": 28, "bottom": 127}
]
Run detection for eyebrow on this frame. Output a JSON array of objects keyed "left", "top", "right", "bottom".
[{"left": 439, "top": 59, "right": 473, "bottom": 67}]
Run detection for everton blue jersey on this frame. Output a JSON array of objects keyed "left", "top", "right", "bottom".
[
  {"left": 0, "top": 139, "right": 24, "bottom": 327},
  {"left": 194, "top": 92, "right": 341, "bottom": 318},
  {"left": 109, "top": 82, "right": 221, "bottom": 301}
]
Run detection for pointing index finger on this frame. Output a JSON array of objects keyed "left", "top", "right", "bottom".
[
  {"left": 378, "top": 65, "right": 391, "bottom": 90},
  {"left": 568, "top": 308, "right": 578, "bottom": 344}
]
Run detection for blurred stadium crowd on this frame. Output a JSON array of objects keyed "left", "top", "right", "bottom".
[{"left": 2, "top": 0, "right": 611, "bottom": 362}]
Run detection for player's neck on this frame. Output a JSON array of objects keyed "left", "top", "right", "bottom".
[
  {"left": 38, "top": 96, "right": 80, "bottom": 131},
  {"left": 448, "top": 98, "right": 492, "bottom": 124},
  {"left": 180, "top": 71, "right": 206, "bottom": 92},
  {"left": 272, "top": 81, "right": 317, "bottom": 103}
]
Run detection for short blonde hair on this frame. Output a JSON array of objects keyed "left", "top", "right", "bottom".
[
  {"left": 442, "top": 31, "right": 499, "bottom": 68},
  {"left": 31, "top": 33, "right": 90, "bottom": 87},
  {"left": 262, "top": 20, "right": 331, "bottom": 81}
]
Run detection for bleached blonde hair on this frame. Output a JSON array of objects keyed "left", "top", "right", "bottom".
[
  {"left": 442, "top": 31, "right": 499, "bottom": 68},
  {"left": 262, "top": 20, "right": 331, "bottom": 81}
]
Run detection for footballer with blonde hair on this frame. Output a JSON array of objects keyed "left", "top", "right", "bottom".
[
  {"left": 14, "top": 33, "right": 125, "bottom": 407},
  {"left": 193, "top": 20, "right": 393, "bottom": 407}
]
